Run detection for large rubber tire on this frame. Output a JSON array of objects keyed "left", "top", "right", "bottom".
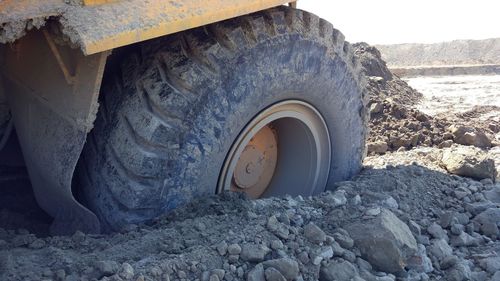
[{"left": 77, "top": 6, "right": 368, "bottom": 231}]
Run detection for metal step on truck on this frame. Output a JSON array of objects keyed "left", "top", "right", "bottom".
[{"left": 0, "top": 0, "right": 367, "bottom": 235}]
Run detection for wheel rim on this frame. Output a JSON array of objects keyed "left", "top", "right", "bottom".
[{"left": 218, "top": 100, "right": 331, "bottom": 198}]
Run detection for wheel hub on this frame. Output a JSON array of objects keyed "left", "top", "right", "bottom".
[
  {"left": 218, "top": 100, "right": 331, "bottom": 199},
  {"left": 232, "top": 126, "right": 278, "bottom": 197}
]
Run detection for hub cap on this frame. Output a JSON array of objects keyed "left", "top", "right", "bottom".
[{"left": 218, "top": 100, "right": 331, "bottom": 199}]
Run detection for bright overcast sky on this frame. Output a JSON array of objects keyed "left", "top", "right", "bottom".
[{"left": 298, "top": 0, "right": 500, "bottom": 45}]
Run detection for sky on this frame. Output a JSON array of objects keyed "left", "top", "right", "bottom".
[{"left": 299, "top": 0, "right": 500, "bottom": 45}]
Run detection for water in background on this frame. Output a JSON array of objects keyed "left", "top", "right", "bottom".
[
  {"left": 406, "top": 75, "right": 500, "bottom": 117},
  {"left": 407, "top": 75, "right": 500, "bottom": 175}
]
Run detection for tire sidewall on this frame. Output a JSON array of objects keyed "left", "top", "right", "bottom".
[{"left": 180, "top": 35, "right": 365, "bottom": 199}]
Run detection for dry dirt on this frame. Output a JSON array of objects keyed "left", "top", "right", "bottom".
[{"left": 1, "top": 43, "right": 499, "bottom": 281}]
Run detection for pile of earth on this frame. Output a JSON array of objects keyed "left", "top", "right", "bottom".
[
  {"left": 1, "top": 144, "right": 499, "bottom": 281},
  {"left": 353, "top": 43, "right": 499, "bottom": 155}
]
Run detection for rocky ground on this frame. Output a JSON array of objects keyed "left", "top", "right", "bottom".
[
  {"left": 1, "top": 43, "right": 499, "bottom": 281},
  {"left": 354, "top": 43, "right": 499, "bottom": 157}
]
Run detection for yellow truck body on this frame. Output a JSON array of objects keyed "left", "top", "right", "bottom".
[{"left": 1, "top": 0, "right": 295, "bottom": 54}]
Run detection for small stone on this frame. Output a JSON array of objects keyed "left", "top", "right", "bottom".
[
  {"left": 474, "top": 208, "right": 500, "bottom": 238},
  {"left": 149, "top": 266, "right": 162, "bottom": 277},
  {"left": 342, "top": 250, "right": 357, "bottom": 263},
  {"left": 120, "top": 263, "right": 135, "bottom": 279},
  {"left": 367, "top": 141, "right": 389, "bottom": 154},
  {"left": 11, "top": 234, "right": 34, "bottom": 247},
  {"left": 450, "top": 232, "right": 479, "bottom": 247},
  {"left": 408, "top": 220, "right": 422, "bottom": 236},
  {"left": 406, "top": 244, "right": 433, "bottom": 273},
  {"left": 470, "top": 271, "right": 489, "bottom": 281},
  {"left": 450, "top": 224, "right": 464, "bottom": 235},
  {"left": 262, "top": 258, "right": 299, "bottom": 280},
  {"left": 381, "top": 196, "right": 399, "bottom": 210},
  {"left": 228, "top": 254, "right": 239, "bottom": 263},
  {"left": 298, "top": 252, "right": 309, "bottom": 264},
  {"left": 465, "top": 202, "right": 497, "bottom": 216},
  {"left": 270, "top": 240, "right": 284, "bottom": 250},
  {"left": 438, "top": 140, "right": 454, "bottom": 148},
  {"left": 304, "top": 222, "right": 326, "bottom": 244},
  {"left": 312, "top": 246, "right": 334, "bottom": 265},
  {"left": 478, "top": 257, "right": 500, "bottom": 274},
  {"left": 267, "top": 216, "right": 289, "bottom": 240},
  {"left": 330, "top": 190, "right": 348, "bottom": 207},
  {"left": 427, "top": 223, "right": 448, "bottom": 240},
  {"left": 370, "top": 102, "right": 383, "bottom": 115},
  {"left": 319, "top": 261, "right": 358, "bottom": 281},
  {"left": 492, "top": 271, "right": 500, "bottom": 281},
  {"left": 333, "top": 232, "right": 354, "bottom": 249},
  {"left": 428, "top": 239, "right": 452, "bottom": 261},
  {"left": 216, "top": 241, "right": 228, "bottom": 256},
  {"left": 247, "top": 264, "right": 265, "bottom": 281},
  {"left": 237, "top": 267, "right": 245, "bottom": 278},
  {"left": 446, "top": 262, "right": 471, "bottom": 281},
  {"left": 71, "top": 230, "right": 86, "bottom": 243},
  {"left": 440, "top": 255, "right": 459, "bottom": 270},
  {"left": 352, "top": 195, "right": 362, "bottom": 205},
  {"left": 365, "top": 207, "right": 381, "bottom": 216},
  {"left": 240, "top": 243, "right": 270, "bottom": 262},
  {"left": 42, "top": 269, "right": 53, "bottom": 277},
  {"left": 484, "top": 188, "right": 500, "bottom": 203},
  {"left": 177, "top": 270, "right": 187, "bottom": 279},
  {"left": 417, "top": 235, "right": 430, "bottom": 245},
  {"left": 28, "top": 238, "right": 46, "bottom": 249},
  {"left": 264, "top": 267, "right": 286, "bottom": 281},
  {"left": 55, "top": 269, "right": 66, "bottom": 281},
  {"left": 211, "top": 269, "right": 225, "bottom": 280},
  {"left": 227, "top": 244, "right": 242, "bottom": 255},
  {"left": 95, "top": 260, "right": 120, "bottom": 278},
  {"left": 209, "top": 274, "right": 220, "bottom": 281}
]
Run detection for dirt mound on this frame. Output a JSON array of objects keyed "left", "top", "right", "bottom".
[
  {"left": 375, "top": 38, "right": 500, "bottom": 67},
  {"left": 354, "top": 43, "right": 499, "bottom": 154},
  {"left": 1, "top": 146, "right": 499, "bottom": 281},
  {"left": 354, "top": 43, "right": 449, "bottom": 152}
]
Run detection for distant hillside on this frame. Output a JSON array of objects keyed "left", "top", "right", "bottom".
[{"left": 376, "top": 38, "right": 500, "bottom": 67}]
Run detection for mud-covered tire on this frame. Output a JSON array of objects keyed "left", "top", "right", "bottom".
[
  {"left": 0, "top": 104, "right": 11, "bottom": 150},
  {"left": 77, "top": 6, "right": 368, "bottom": 231}
]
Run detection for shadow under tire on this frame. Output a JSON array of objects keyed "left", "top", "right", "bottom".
[{"left": 77, "top": 6, "right": 368, "bottom": 231}]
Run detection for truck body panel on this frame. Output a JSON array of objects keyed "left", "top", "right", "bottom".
[{"left": 1, "top": 0, "right": 293, "bottom": 55}]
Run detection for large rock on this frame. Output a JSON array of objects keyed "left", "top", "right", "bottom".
[
  {"left": 440, "top": 146, "right": 497, "bottom": 181},
  {"left": 449, "top": 125, "right": 492, "bottom": 148},
  {"left": 473, "top": 208, "right": 500, "bottom": 238},
  {"left": 346, "top": 209, "right": 418, "bottom": 273}
]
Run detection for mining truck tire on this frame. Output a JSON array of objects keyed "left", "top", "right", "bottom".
[{"left": 77, "top": 6, "right": 367, "bottom": 231}]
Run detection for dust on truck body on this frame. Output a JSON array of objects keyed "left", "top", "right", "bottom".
[{"left": 0, "top": 0, "right": 367, "bottom": 234}]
